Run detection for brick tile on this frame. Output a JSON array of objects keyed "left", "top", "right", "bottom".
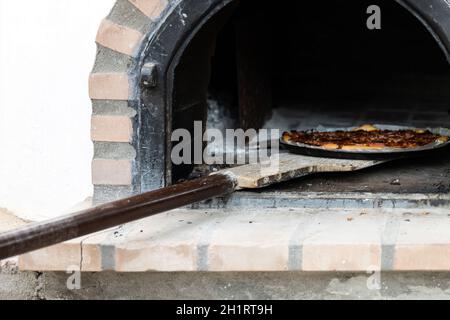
[
  {"left": 393, "top": 214, "right": 450, "bottom": 271},
  {"left": 128, "top": 0, "right": 168, "bottom": 19},
  {"left": 91, "top": 116, "right": 133, "bottom": 143},
  {"left": 302, "top": 213, "right": 383, "bottom": 271},
  {"left": 115, "top": 244, "right": 197, "bottom": 272},
  {"left": 209, "top": 245, "right": 289, "bottom": 272},
  {"left": 89, "top": 73, "right": 130, "bottom": 100},
  {"left": 19, "top": 241, "right": 79, "bottom": 271},
  {"left": 303, "top": 244, "right": 381, "bottom": 272},
  {"left": 395, "top": 245, "right": 450, "bottom": 271},
  {"left": 208, "top": 213, "right": 297, "bottom": 271},
  {"left": 19, "top": 241, "right": 102, "bottom": 272},
  {"left": 114, "top": 211, "right": 209, "bottom": 272},
  {"left": 96, "top": 19, "right": 144, "bottom": 57},
  {"left": 92, "top": 159, "right": 133, "bottom": 186}
]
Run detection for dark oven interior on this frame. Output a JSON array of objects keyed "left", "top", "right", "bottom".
[{"left": 170, "top": 0, "right": 450, "bottom": 195}]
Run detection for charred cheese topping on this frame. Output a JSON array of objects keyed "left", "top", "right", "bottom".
[{"left": 282, "top": 125, "right": 449, "bottom": 150}]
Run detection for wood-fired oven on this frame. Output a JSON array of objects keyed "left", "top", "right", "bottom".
[{"left": 90, "top": 0, "right": 450, "bottom": 210}]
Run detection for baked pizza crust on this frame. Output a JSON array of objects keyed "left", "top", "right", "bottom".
[{"left": 282, "top": 124, "right": 449, "bottom": 151}]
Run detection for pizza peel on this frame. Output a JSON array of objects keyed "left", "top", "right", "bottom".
[
  {"left": 0, "top": 151, "right": 385, "bottom": 260},
  {"left": 3, "top": 124, "right": 450, "bottom": 259}
]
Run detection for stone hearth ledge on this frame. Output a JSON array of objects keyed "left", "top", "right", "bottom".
[{"left": 15, "top": 207, "right": 450, "bottom": 273}]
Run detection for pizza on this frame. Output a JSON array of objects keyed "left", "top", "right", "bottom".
[{"left": 282, "top": 124, "right": 450, "bottom": 151}]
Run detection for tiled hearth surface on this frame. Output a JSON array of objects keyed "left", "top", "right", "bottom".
[
  {"left": 17, "top": 205, "right": 450, "bottom": 273},
  {"left": 5, "top": 103, "right": 450, "bottom": 273}
]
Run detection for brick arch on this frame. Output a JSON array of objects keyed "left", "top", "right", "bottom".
[
  {"left": 89, "top": 0, "right": 171, "bottom": 203},
  {"left": 89, "top": 0, "right": 232, "bottom": 203}
]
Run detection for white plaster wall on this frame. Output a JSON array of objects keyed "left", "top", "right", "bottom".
[{"left": 0, "top": 0, "right": 116, "bottom": 221}]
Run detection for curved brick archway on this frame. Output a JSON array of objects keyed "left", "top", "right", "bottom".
[
  {"left": 89, "top": 0, "right": 450, "bottom": 203},
  {"left": 89, "top": 0, "right": 174, "bottom": 203},
  {"left": 89, "top": 0, "right": 232, "bottom": 202}
]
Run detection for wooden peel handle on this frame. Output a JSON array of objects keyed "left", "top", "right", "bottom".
[{"left": 0, "top": 174, "right": 236, "bottom": 260}]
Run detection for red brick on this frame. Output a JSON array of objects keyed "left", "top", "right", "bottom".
[
  {"left": 96, "top": 19, "right": 144, "bottom": 57},
  {"left": 92, "top": 159, "right": 133, "bottom": 186},
  {"left": 128, "top": 0, "right": 168, "bottom": 19},
  {"left": 89, "top": 73, "right": 130, "bottom": 100},
  {"left": 91, "top": 116, "right": 133, "bottom": 143}
]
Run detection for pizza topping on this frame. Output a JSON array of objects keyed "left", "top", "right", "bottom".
[
  {"left": 353, "top": 124, "right": 380, "bottom": 132},
  {"left": 282, "top": 125, "right": 449, "bottom": 150}
]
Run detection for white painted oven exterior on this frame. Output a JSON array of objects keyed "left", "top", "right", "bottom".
[{"left": 0, "top": 0, "right": 115, "bottom": 220}]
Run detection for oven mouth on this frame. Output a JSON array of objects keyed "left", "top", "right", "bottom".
[
  {"left": 163, "top": 0, "right": 450, "bottom": 195},
  {"left": 90, "top": 0, "right": 450, "bottom": 204}
]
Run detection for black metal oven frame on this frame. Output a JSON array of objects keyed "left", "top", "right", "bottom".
[{"left": 136, "top": 0, "right": 450, "bottom": 193}]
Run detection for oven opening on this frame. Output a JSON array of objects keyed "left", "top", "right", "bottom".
[{"left": 171, "top": 0, "right": 450, "bottom": 194}]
